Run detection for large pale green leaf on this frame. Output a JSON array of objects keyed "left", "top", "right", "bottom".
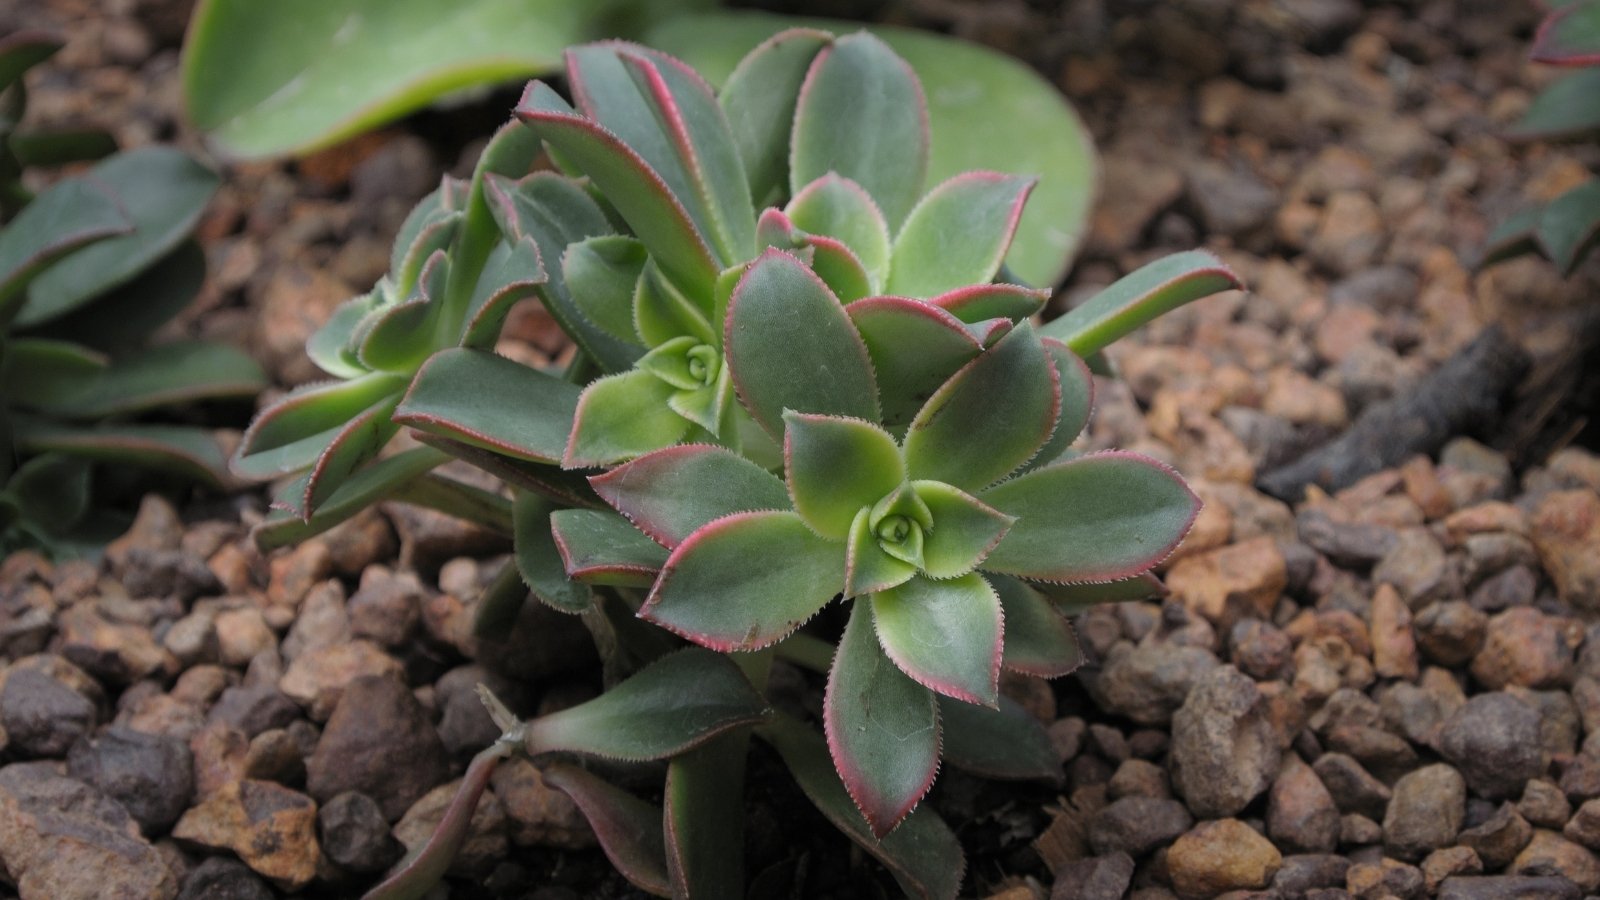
[
  {"left": 1040, "top": 250, "right": 1243, "bottom": 357},
  {"left": 1510, "top": 68, "right": 1600, "bottom": 140},
  {"left": 0, "top": 178, "right": 129, "bottom": 320},
  {"left": 642, "top": 509, "right": 844, "bottom": 650},
  {"left": 903, "top": 323, "right": 1058, "bottom": 492},
  {"left": 825, "top": 601, "right": 939, "bottom": 837},
  {"left": 783, "top": 412, "right": 904, "bottom": 540},
  {"left": 21, "top": 148, "right": 219, "bottom": 326},
  {"left": 549, "top": 507, "right": 670, "bottom": 587},
  {"left": 564, "top": 368, "right": 691, "bottom": 467},
  {"left": 760, "top": 716, "right": 964, "bottom": 900},
  {"left": 393, "top": 348, "right": 578, "bottom": 465},
  {"left": 937, "top": 694, "right": 1060, "bottom": 781},
  {"left": 888, "top": 171, "right": 1034, "bottom": 298},
  {"left": 648, "top": 10, "right": 1098, "bottom": 287},
  {"left": 980, "top": 452, "right": 1200, "bottom": 583},
  {"left": 181, "top": 0, "right": 714, "bottom": 158},
  {"left": 590, "top": 443, "right": 789, "bottom": 547},
  {"left": 871, "top": 573, "right": 1003, "bottom": 707},
  {"left": 522, "top": 648, "right": 769, "bottom": 759},
  {"left": 724, "top": 249, "right": 878, "bottom": 438}
]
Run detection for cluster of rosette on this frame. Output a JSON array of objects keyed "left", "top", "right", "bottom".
[{"left": 234, "top": 27, "right": 1242, "bottom": 900}]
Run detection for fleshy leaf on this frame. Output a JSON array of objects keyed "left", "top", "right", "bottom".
[
  {"left": 512, "top": 490, "right": 594, "bottom": 613},
  {"left": 927, "top": 283, "right": 1048, "bottom": 324},
  {"left": 903, "top": 322, "right": 1058, "bottom": 491},
  {"left": 1033, "top": 572, "right": 1166, "bottom": 614},
  {"left": 725, "top": 249, "right": 879, "bottom": 438},
  {"left": 845, "top": 507, "right": 919, "bottom": 597},
  {"left": 0, "top": 31, "right": 61, "bottom": 93},
  {"left": 719, "top": 28, "right": 831, "bottom": 204},
  {"left": 550, "top": 507, "right": 670, "bottom": 587},
  {"left": 363, "top": 744, "right": 510, "bottom": 900},
  {"left": 458, "top": 238, "right": 546, "bottom": 350},
  {"left": 912, "top": 480, "right": 1013, "bottom": 579},
  {"left": 301, "top": 397, "right": 401, "bottom": 516},
  {"left": 871, "top": 573, "right": 1002, "bottom": 707},
  {"left": 1535, "top": 179, "right": 1600, "bottom": 275},
  {"left": 541, "top": 764, "right": 671, "bottom": 898},
  {"left": 980, "top": 452, "right": 1200, "bottom": 582},
  {"left": 846, "top": 296, "right": 984, "bottom": 434},
  {"left": 804, "top": 234, "right": 874, "bottom": 303},
  {"left": 937, "top": 694, "right": 1060, "bottom": 781},
  {"left": 642, "top": 510, "right": 844, "bottom": 650},
  {"left": 1040, "top": 250, "right": 1243, "bottom": 357},
  {"left": 21, "top": 148, "right": 219, "bottom": 327},
  {"left": 522, "top": 647, "right": 769, "bottom": 759},
  {"left": 761, "top": 716, "right": 965, "bottom": 900},
  {"left": 1512, "top": 68, "right": 1600, "bottom": 140},
  {"left": 232, "top": 373, "right": 405, "bottom": 478},
  {"left": 787, "top": 173, "right": 892, "bottom": 290},
  {"left": 30, "top": 241, "right": 207, "bottom": 356},
  {"left": 825, "top": 601, "right": 940, "bottom": 836},
  {"left": 516, "top": 80, "right": 719, "bottom": 300},
  {"left": 1532, "top": 2, "right": 1600, "bottom": 66},
  {"left": 664, "top": 734, "right": 747, "bottom": 900},
  {"left": 1481, "top": 206, "right": 1543, "bottom": 269},
  {"left": 7, "top": 455, "right": 91, "bottom": 538},
  {"left": 987, "top": 573, "right": 1082, "bottom": 677},
  {"left": 590, "top": 443, "right": 789, "bottom": 548},
  {"left": 13, "top": 420, "right": 229, "bottom": 487},
  {"left": 1023, "top": 337, "right": 1095, "bottom": 472},
  {"left": 790, "top": 31, "right": 929, "bottom": 229},
  {"left": 393, "top": 348, "right": 579, "bottom": 465},
  {"left": 634, "top": 259, "right": 715, "bottom": 347},
  {"left": 0, "top": 178, "right": 129, "bottom": 319},
  {"left": 255, "top": 447, "right": 447, "bottom": 551},
  {"left": 48, "top": 342, "right": 266, "bottom": 418},
  {"left": 784, "top": 411, "right": 904, "bottom": 539},
  {"left": 887, "top": 171, "right": 1035, "bottom": 298},
  {"left": 562, "top": 234, "right": 649, "bottom": 344},
  {"left": 306, "top": 291, "right": 378, "bottom": 380},
  {"left": 564, "top": 368, "right": 692, "bottom": 467},
  {"left": 2, "top": 339, "right": 105, "bottom": 413}
]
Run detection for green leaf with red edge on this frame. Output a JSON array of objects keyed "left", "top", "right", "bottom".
[
  {"left": 1532, "top": 1, "right": 1600, "bottom": 65},
  {"left": 804, "top": 234, "right": 874, "bottom": 302},
  {"left": 255, "top": 446, "right": 448, "bottom": 551},
  {"left": 1022, "top": 337, "right": 1095, "bottom": 473},
  {"left": 783, "top": 411, "right": 904, "bottom": 539},
  {"left": 664, "top": 733, "right": 748, "bottom": 899},
  {"left": 927, "top": 283, "right": 1048, "bottom": 324},
  {"left": 871, "top": 572, "right": 1002, "bottom": 707},
  {"left": 306, "top": 291, "right": 378, "bottom": 381},
  {"left": 642, "top": 510, "right": 844, "bottom": 650},
  {"left": 541, "top": 763, "right": 670, "bottom": 899},
  {"left": 590, "top": 443, "right": 789, "bottom": 548},
  {"left": 357, "top": 250, "right": 449, "bottom": 373},
  {"left": 393, "top": 211, "right": 461, "bottom": 304},
  {"left": 1535, "top": 179, "right": 1600, "bottom": 275},
  {"left": 363, "top": 744, "right": 510, "bottom": 900},
  {"left": 760, "top": 715, "right": 964, "bottom": 900},
  {"left": 564, "top": 368, "right": 692, "bottom": 468},
  {"left": 512, "top": 490, "right": 593, "bottom": 614},
  {"left": 912, "top": 480, "right": 1013, "bottom": 579},
  {"left": 787, "top": 173, "right": 893, "bottom": 290},
  {"left": 845, "top": 506, "right": 919, "bottom": 596},
  {"left": 937, "top": 694, "right": 1060, "bottom": 782},
  {"left": 887, "top": 171, "right": 1035, "bottom": 298},
  {"left": 233, "top": 372, "right": 406, "bottom": 478},
  {"left": 720, "top": 28, "right": 832, "bottom": 204},
  {"left": 1032, "top": 571, "right": 1166, "bottom": 614},
  {"left": 904, "top": 322, "right": 1058, "bottom": 492},
  {"left": 516, "top": 81, "right": 719, "bottom": 301},
  {"left": 549, "top": 507, "right": 670, "bottom": 588},
  {"left": 1509, "top": 68, "right": 1600, "bottom": 140},
  {"left": 300, "top": 397, "right": 400, "bottom": 516},
  {"left": 980, "top": 451, "right": 1200, "bottom": 582},
  {"left": 523, "top": 647, "right": 769, "bottom": 759},
  {"left": 49, "top": 342, "right": 265, "bottom": 419},
  {"left": 1040, "top": 250, "right": 1244, "bottom": 357},
  {"left": 562, "top": 235, "right": 648, "bottom": 344},
  {"left": 0, "top": 177, "right": 130, "bottom": 320},
  {"left": 634, "top": 259, "right": 715, "bottom": 348},
  {"left": 13, "top": 420, "right": 230, "bottom": 487},
  {"left": 0, "top": 31, "right": 61, "bottom": 92},
  {"left": 725, "top": 249, "right": 879, "bottom": 438},
  {"left": 458, "top": 238, "right": 546, "bottom": 350},
  {"left": 825, "top": 600, "right": 940, "bottom": 837},
  {"left": 846, "top": 296, "right": 984, "bottom": 435},
  {"left": 389, "top": 184, "right": 456, "bottom": 293},
  {"left": 21, "top": 148, "right": 220, "bottom": 327},
  {"left": 393, "top": 348, "right": 578, "bottom": 465},
  {"left": 987, "top": 573, "right": 1082, "bottom": 677},
  {"left": 484, "top": 172, "right": 640, "bottom": 373},
  {"left": 790, "top": 31, "right": 929, "bottom": 229}
]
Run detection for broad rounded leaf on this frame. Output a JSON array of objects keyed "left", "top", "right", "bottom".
[
  {"left": 787, "top": 173, "right": 892, "bottom": 289},
  {"left": 980, "top": 452, "right": 1200, "bottom": 582},
  {"left": 887, "top": 171, "right": 1034, "bottom": 298},
  {"left": 784, "top": 412, "right": 904, "bottom": 539},
  {"left": 871, "top": 573, "right": 1002, "bottom": 707},
  {"left": 591, "top": 443, "right": 789, "bottom": 548},
  {"left": 912, "top": 480, "right": 1013, "bottom": 579},
  {"left": 903, "top": 322, "right": 1059, "bottom": 491},
  {"left": 987, "top": 573, "right": 1082, "bottom": 677},
  {"left": 937, "top": 694, "right": 1060, "bottom": 781},
  {"left": 1040, "top": 250, "right": 1244, "bottom": 358},
  {"left": 21, "top": 148, "right": 219, "bottom": 327},
  {"left": 523, "top": 647, "right": 769, "bottom": 760},
  {"left": 725, "top": 249, "right": 879, "bottom": 437},
  {"left": 825, "top": 601, "right": 940, "bottom": 836},
  {"left": 846, "top": 296, "right": 983, "bottom": 433},
  {"left": 394, "top": 348, "right": 579, "bottom": 465},
  {"left": 564, "top": 368, "right": 692, "bottom": 468},
  {"left": 642, "top": 510, "right": 844, "bottom": 650},
  {"left": 550, "top": 507, "right": 670, "bottom": 588}
]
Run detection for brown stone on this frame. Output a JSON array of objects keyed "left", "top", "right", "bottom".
[
  {"left": 1167, "top": 818, "right": 1282, "bottom": 899},
  {"left": 1470, "top": 608, "right": 1581, "bottom": 690},
  {"left": 1166, "top": 536, "right": 1288, "bottom": 629},
  {"left": 1513, "top": 830, "right": 1600, "bottom": 892},
  {"left": 278, "top": 640, "right": 402, "bottom": 721},
  {"left": 1530, "top": 489, "right": 1600, "bottom": 613},
  {"left": 1369, "top": 584, "right": 1419, "bottom": 680},
  {"left": 490, "top": 757, "right": 597, "bottom": 850},
  {"left": 172, "top": 779, "right": 321, "bottom": 890},
  {"left": 393, "top": 777, "right": 508, "bottom": 876}
]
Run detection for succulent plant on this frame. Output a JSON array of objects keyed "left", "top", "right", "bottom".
[
  {"left": 0, "top": 33, "right": 265, "bottom": 556},
  {"left": 1482, "top": 0, "right": 1600, "bottom": 275},
  {"left": 236, "top": 28, "right": 1243, "bottom": 899}
]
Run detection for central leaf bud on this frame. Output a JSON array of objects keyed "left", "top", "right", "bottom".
[
  {"left": 876, "top": 514, "right": 914, "bottom": 545},
  {"left": 866, "top": 486, "right": 932, "bottom": 569},
  {"left": 685, "top": 343, "right": 720, "bottom": 387}
]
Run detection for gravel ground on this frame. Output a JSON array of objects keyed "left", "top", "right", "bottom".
[{"left": 3, "top": 0, "right": 1600, "bottom": 898}]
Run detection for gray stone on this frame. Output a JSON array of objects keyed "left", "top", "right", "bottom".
[
  {"left": 1086, "top": 796, "right": 1193, "bottom": 858},
  {"left": 1384, "top": 763, "right": 1467, "bottom": 861},
  {"left": 306, "top": 675, "right": 449, "bottom": 821},
  {"left": 1, "top": 669, "right": 95, "bottom": 758},
  {"left": 1169, "top": 666, "right": 1280, "bottom": 818},
  {"left": 66, "top": 726, "right": 194, "bottom": 834},
  {"left": 320, "top": 790, "right": 404, "bottom": 874},
  {"left": 1439, "top": 693, "right": 1546, "bottom": 800}
]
